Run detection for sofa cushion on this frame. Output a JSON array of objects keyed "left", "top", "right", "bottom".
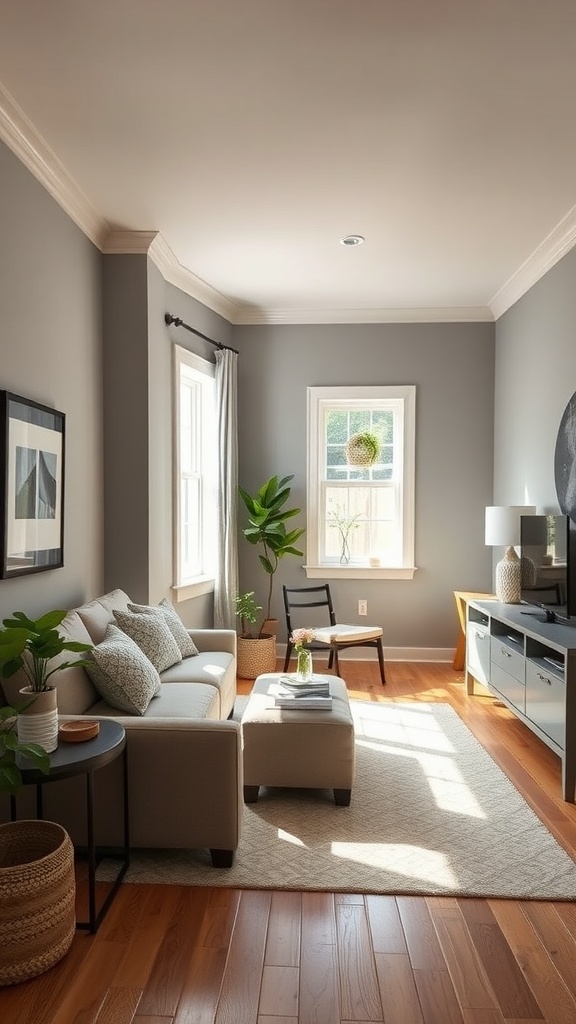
[
  {"left": 128, "top": 599, "right": 199, "bottom": 658},
  {"left": 77, "top": 589, "right": 132, "bottom": 643},
  {"left": 88, "top": 681, "right": 221, "bottom": 722},
  {"left": 160, "top": 650, "right": 237, "bottom": 718},
  {"left": 114, "top": 608, "right": 182, "bottom": 673},
  {"left": 86, "top": 623, "right": 161, "bottom": 715}
]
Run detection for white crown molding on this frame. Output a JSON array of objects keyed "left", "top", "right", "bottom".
[
  {"left": 102, "top": 229, "right": 241, "bottom": 322},
  {"left": 101, "top": 230, "right": 159, "bottom": 255},
  {"left": 234, "top": 305, "right": 494, "bottom": 325},
  {"left": 147, "top": 233, "right": 242, "bottom": 322},
  {"left": 0, "top": 82, "right": 108, "bottom": 249},
  {"left": 489, "top": 204, "right": 576, "bottom": 320}
]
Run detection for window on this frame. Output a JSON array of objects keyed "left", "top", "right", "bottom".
[
  {"left": 173, "top": 345, "right": 216, "bottom": 598},
  {"left": 306, "top": 386, "right": 416, "bottom": 579}
]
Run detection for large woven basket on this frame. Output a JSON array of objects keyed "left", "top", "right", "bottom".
[
  {"left": 0, "top": 820, "right": 76, "bottom": 986},
  {"left": 237, "top": 634, "right": 277, "bottom": 679}
]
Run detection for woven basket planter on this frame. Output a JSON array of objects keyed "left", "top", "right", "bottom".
[
  {"left": 237, "top": 634, "right": 277, "bottom": 679},
  {"left": 0, "top": 820, "right": 76, "bottom": 986}
]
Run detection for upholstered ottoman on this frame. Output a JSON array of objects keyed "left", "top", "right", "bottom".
[{"left": 240, "top": 673, "right": 355, "bottom": 805}]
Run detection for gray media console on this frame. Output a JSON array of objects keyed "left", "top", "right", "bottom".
[{"left": 466, "top": 598, "right": 576, "bottom": 802}]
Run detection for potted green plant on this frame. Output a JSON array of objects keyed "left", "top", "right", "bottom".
[
  {"left": 345, "top": 431, "right": 380, "bottom": 467},
  {"left": 0, "top": 609, "right": 93, "bottom": 754},
  {"left": 234, "top": 591, "right": 277, "bottom": 678},
  {"left": 238, "top": 474, "right": 306, "bottom": 637}
]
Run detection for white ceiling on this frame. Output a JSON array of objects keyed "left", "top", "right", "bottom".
[{"left": 2, "top": 1, "right": 576, "bottom": 324}]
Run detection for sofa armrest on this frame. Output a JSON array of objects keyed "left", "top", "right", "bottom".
[
  {"left": 189, "top": 628, "right": 237, "bottom": 658},
  {"left": 50, "top": 717, "right": 243, "bottom": 853}
]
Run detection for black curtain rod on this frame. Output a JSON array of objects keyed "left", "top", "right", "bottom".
[{"left": 164, "top": 313, "right": 239, "bottom": 354}]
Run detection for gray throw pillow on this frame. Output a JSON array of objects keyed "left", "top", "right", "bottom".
[
  {"left": 86, "top": 624, "right": 161, "bottom": 715},
  {"left": 127, "top": 599, "right": 199, "bottom": 658},
  {"left": 113, "top": 608, "right": 182, "bottom": 672}
]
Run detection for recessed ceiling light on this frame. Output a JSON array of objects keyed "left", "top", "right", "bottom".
[{"left": 340, "top": 235, "right": 365, "bottom": 246}]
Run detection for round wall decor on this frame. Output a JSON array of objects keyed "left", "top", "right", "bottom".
[{"left": 554, "top": 389, "right": 576, "bottom": 525}]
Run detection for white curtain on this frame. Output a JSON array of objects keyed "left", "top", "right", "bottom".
[{"left": 214, "top": 347, "right": 238, "bottom": 628}]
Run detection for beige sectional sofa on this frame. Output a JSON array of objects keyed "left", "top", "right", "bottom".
[{"left": 0, "top": 589, "right": 242, "bottom": 867}]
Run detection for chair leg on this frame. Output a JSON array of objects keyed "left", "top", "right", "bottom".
[
  {"left": 332, "top": 644, "right": 341, "bottom": 678},
  {"left": 376, "top": 636, "right": 386, "bottom": 686}
]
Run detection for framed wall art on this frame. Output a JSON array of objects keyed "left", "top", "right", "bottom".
[{"left": 0, "top": 391, "right": 65, "bottom": 578}]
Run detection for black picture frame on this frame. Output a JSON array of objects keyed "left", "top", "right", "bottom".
[{"left": 0, "top": 391, "right": 65, "bottom": 579}]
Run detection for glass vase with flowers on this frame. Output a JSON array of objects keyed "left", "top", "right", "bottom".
[{"left": 290, "top": 627, "right": 316, "bottom": 681}]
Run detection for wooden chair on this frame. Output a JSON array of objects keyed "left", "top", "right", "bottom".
[{"left": 282, "top": 584, "right": 386, "bottom": 685}]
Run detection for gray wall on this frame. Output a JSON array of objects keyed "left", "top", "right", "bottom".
[
  {"left": 101, "top": 261, "right": 234, "bottom": 626},
  {"left": 234, "top": 322, "right": 495, "bottom": 651},
  {"left": 494, "top": 248, "right": 576, "bottom": 513},
  {"left": 0, "top": 140, "right": 103, "bottom": 623}
]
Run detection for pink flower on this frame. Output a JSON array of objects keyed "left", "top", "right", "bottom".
[{"left": 291, "top": 627, "right": 316, "bottom": 650}]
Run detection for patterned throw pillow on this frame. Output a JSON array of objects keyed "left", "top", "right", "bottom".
[
  {"left": 127, "top": 599, "right": 199, "bottom": 658},
  {"left": 86, "top": 624, "right": 161, "bottom": 715},
  {"left": 113, "top": 608, "right": 182, "bottom": 673}
]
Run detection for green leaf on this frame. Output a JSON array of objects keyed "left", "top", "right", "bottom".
[
  {"left": 0, "top": 764, "right": 22, "bottom": 795},
  {"left": 34, "top": 610, "right": 68, "bottom": 631},
  {"left": 258, "top": 555, "right": 275, "bottom": 575}
]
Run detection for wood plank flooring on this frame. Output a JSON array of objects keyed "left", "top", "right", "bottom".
[{"left": 2, "top": 660, "right": 576, "bottom": 1024}]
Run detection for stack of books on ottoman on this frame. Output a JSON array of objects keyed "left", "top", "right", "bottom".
[{"left": 272, "top": 676, "right": 333, "bottom": 709}]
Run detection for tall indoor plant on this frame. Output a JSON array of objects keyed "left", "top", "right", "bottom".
[{"left": 238, "top": 474, "right": 305, "bottom": 636}]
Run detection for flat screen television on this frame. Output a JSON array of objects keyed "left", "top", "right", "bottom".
[{"left": 520, "top": 513, "right": 575, "bottom": 623}]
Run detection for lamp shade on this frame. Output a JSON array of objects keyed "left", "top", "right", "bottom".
[{"left": 485, "top": 505, "right": 536, "bottom": 548}]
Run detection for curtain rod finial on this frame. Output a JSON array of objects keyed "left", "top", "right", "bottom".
[{"left": 165, "top": 313, "right": 182, "bottom": 327}]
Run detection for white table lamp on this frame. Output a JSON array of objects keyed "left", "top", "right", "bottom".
[{"left": 485, "top": 505, "right": 536, "bottom": 603}]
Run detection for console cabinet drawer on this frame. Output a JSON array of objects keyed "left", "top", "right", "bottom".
[
  {"left": 467, "top": 622, "right": 490, "bottom": 685},
  {"left": 525, "top": 661, "right": 565, "bottom": 749},
  {"left": 490, "top": 639, "right": 525, "bottom": 684},
  {"left": 490, "top": 663, "right": 525, "bottom": 713}
]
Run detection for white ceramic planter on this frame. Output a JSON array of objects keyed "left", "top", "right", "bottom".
[{"left": 17, "top": 687, "right": 58, "bottom": 753}]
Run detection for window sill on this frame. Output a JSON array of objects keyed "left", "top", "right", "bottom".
[
  {"left": 172, "top": 577, "right": 215, "bottom": 602},
  {"left": 304, "top": 564, "right": 417, "bottom": 580}
]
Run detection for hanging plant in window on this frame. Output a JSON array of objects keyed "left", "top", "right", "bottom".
[{"left": 345, "top": 431, "right": 380, "bottom": 467}]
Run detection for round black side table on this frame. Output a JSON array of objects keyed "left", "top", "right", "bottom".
[{"left": 11, "top": 718, "right": 129, "bottom": 934}]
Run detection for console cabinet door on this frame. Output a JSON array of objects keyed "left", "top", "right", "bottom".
[
  {"left": 467, "top": 622, "right": 490, "bottom": 685},
  {"left": 525, "top": 662, "right": 565, "bottom": 749}
]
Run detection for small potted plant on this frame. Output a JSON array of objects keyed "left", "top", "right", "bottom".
[
  {"left": 0, "top": 609, "right": 93, "bottom": 754},
  {"left": 235, "top": 592, "right": 277, "bottom": 678},
  {"left": 238, "top": 474, "right": 306, "bottom": 637},
  {"left": 345, "top": 431, "right": 380, "bottom": 467}
]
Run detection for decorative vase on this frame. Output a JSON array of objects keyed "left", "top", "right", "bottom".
[
  {"left": 495, "top": 547, "right": 521, "bottom": 604},
  {"left": 17, "top": 687, "right": 58, "bottom": 754},
  {"left": 339, "top": 536, "right": 351, "bottom": 564},
  {"left": 296, "top": 648, "right": 313, "bottom": 682},
  {"left": 0, "top": 820, "right": 75, "bottom": 985}
]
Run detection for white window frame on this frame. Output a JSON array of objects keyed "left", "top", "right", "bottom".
[
  {"left": 172, "top": 345, "right": 216, "bottom": 601},
  {"left": 306, "top": 385, "right": 417, "bottom": 580}
]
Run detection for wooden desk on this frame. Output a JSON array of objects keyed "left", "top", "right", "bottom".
[{"left": 453, "top": 591, "right": 495, "bottom": 670}]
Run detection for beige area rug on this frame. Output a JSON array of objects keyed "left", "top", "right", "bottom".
[{"left": 99, "top": 700, "right": 576, "bottom": 898}]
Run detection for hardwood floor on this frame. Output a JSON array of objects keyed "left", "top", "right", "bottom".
[{"left": 2, "top": 660, "right": 576, "bottom": 1023}]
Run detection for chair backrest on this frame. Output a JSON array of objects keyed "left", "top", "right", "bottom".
[{"left": 282, "top": 584, "right": 337, "bottom": 638}]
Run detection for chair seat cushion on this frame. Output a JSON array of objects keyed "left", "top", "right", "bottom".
[{"left": 313, "top": 623, "right": 383, "bottom": 643}]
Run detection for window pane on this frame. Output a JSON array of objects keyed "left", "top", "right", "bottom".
[{"left": 326, "top": 410, "right": 348, "bottom": 444}]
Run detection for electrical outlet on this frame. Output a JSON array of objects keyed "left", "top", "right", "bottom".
[{"left": 358, "top": 599, "right": 367, "bottom": 616}]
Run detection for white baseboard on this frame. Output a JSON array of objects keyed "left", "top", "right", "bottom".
[{"left": 277, "top": 644, "right": 455, "bottom": 664}]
